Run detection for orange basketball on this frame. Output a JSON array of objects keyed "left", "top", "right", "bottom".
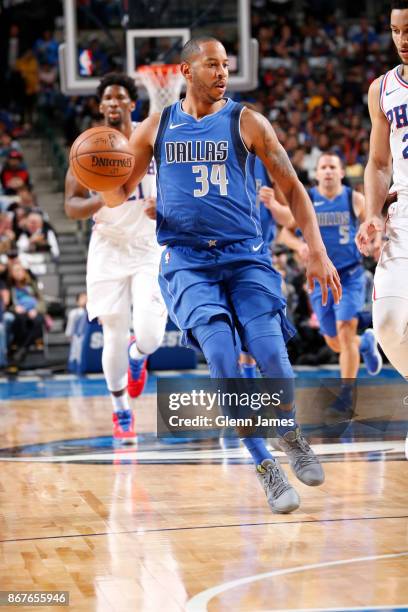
[{"left": 69, "top": 126, "right": 135, "bottom": 192}]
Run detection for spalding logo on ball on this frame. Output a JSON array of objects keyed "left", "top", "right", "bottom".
[{"left": 69, "top": 126, "right": 135, "bottom": 191}]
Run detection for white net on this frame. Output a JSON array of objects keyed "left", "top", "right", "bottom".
[{"left": 137, "top": 64, "right": 184, "bottom": 114}]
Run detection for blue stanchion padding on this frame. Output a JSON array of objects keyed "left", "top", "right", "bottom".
[
  {"left": 148, "top": 318, "right": 197, "bottom": 370},
  {"left": 68, "top": 311, "right": 103, "bottom": 374}
]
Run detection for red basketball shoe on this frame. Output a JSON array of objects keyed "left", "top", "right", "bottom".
[
  {"left": 127, "top": 336, "right": 148, "bottom": 399},
  {"left": 112, "top": 409, "right": 136, "bottom": 441}
]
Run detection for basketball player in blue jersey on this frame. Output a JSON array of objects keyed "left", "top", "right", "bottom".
[
  {"left": 65, "top": 73, "right": 167, "bottom": 442},
  {"left": 101, "top": 37, "right": 342, "bottom": 513},
  {"left": 282, "top": 153, "right": 382, "bottom": 411}
]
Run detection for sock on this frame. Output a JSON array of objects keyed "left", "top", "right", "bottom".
[
  {"left": 129, "top": 341, "right": 145, "bottom": 361},
  {"left": 241, "top": 363, "right": 257, "bottom": 378},
  {"left": 241, "top": 437, "right": 273, "bottom": 465},
  {"left": 111, "top": 393, "right": 131, "bottom": 413},
  {"left": 274, "top": 405, "right": 297, "bottom": 437}
]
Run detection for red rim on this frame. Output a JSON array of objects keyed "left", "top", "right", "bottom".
[{"left": 137, "top": 64, "right": 180, "bottom": 75}]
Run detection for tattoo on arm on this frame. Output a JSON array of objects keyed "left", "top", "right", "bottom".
[{"left": 262, "top": 123, "right": 297, "bottom": 181}]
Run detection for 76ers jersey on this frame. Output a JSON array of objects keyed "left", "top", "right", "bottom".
[
  {"left": 380, "top": 65, "right": 408, "bottom": 200},
  {"left": 309, "top": 185, "right": 361, "bottom": 272},
  {"left": 92, "top": 123, "right": 157, "bottom": 245},
  {"left": 154, "top": 99, "right": 262, "bottom": 247}
]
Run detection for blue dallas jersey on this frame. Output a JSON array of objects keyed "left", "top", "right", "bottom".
[
  {"left": 253, "top": 156, "right": 276, "bottom": 245},
  {"left": 309, "top": 185, "right": 361, "bottom": 272},
  {"left": 154, "top": 98, "right": 262, "bottom": 247}
]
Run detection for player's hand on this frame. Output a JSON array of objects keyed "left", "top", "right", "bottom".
[
  {"left": 143, "top": 197, "right": 156, "bottom": 220},
  {"left": 259, "top": 186, "right": 275, "bottom": 208},
  {"left": 306, "top": 249, "right": 342, "bottom": 306},
  {"left": 355, "top": 215, "right": 384, "bottom": 257}
]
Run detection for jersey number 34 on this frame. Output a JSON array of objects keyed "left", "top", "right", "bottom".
[{"left": 192, "top": 164, "right": 229, "bottom": 197}]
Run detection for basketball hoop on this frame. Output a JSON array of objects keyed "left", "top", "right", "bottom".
[{"left": 137, "top": 64, "right": 183, "bottom": 115}]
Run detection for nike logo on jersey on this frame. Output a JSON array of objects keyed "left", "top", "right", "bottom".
[
  {"left": 169, "top": 122, "right": 188, "bottom": 129},
  {"left": 252, "top": 242, "right": 263, "bottom": 252},
  {"left": 386, "top": 87, "right": 400, "bottom": 96},
  {"left": 313, "top": 201, "right": 326, "bottom": 207}
]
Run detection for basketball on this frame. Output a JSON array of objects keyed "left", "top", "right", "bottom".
[{"left": 69, "top": 126, "right": 135, "bottom": 192}]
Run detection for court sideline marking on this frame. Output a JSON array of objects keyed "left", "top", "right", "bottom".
[
  {"left": 185, "top": 552, "right": 408, "bottom": 611},
  {"left": 1, "top": 515, "right": 406, "bottom": 544}
]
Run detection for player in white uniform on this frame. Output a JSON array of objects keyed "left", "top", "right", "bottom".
[
  {"left": 356, "top": 0, "right": 408, "bottom": 458},
  {"left": 65, "top": 73, "right": 167, "bottom": 441}
]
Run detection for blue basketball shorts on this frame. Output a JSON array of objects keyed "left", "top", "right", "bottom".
[
  {"left": 310, "top": 264, "right": 366, "bottom": 338},
  {"left": 158, "top": 237, "right": 296, "bottom": 348}
]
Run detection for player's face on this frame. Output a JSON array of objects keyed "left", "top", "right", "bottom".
[
  {"left": 99, "top": 85, "right": 135, "bottom": 127},
  {"left": 316, "top": 155, "right": 344, "bottom": 189},
  {"left": 187, "top": 41, "right": 229, "bottom": 102},
  {"left": 391, "top": 9, "right": 408, "bottom": 64}
]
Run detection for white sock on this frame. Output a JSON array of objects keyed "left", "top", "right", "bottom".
[
  {"left": 129, "top": 341, "right": 145, "bottom": 361},
  {"left": 111, "top": 393, "right": 131, "bottom": 413}
]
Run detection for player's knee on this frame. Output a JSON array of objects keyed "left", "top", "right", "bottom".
[
  {"left": 99, "top": 314, "right": 128, "bottom": 343},
  {"left": 325, "top": 335, "right": 340, "bottom": 353},
  {"left": 336, "top": 320, "right": 357, "bottom": 347},
  {"left": 135, "top": 329, "right": 164, "bottom": 356},
  {"left": 193, "top": 319, "right": 239, "bottom": 377},
  {"left": 374, "top": 310, "right": 402, "bottom": 349}
]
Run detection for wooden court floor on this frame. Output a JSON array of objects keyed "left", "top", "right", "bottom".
[{"left": 0, "top": 384, "right": 407, "bottom": 612}]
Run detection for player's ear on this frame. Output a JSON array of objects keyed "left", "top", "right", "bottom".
[
  {"left": 130, "top": 101, "right": 136, "bottom": 112},
  {"left": 180, "top": 61, "right": 192, "bottom": 82}
]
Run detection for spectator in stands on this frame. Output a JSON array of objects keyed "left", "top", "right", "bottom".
[
  {"left": 0, "top": 272, "right": 10, "bottom": 368},
  {"left": 0, "top": 213, "right": 16, "bottom": 254},
  {"left": 37, "top": 62, "right": 59, "bottom": 115},
  {"left": 15, "top": 49, "right": 39, "bottom": 126},
  {"left": 17, "top": 212, "right": 59, "bottom": 260},
  {"left": 0, "top": 258, "right": 14, "bottom": 354},
  {"left": 14, "top": 185, "right": 39, "bottom": 212},
  {"left": 0, "top": 132, "right": 21, "bottom": 164},
  {"left": 0, "top": 150, "right": 30, "bottom": 194},
  {"left": 65, "top": 292, "right": 87, "bottom": 338},
  {"left": 8, "top": 261, "right": 45, "bottom": 364},
  {"left": 33, "top": 31, "right": 59, "bottom": 67}
]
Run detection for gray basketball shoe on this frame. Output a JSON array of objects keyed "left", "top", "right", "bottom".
[
  {"left": 273, "top": 428, "right": 325, "bottom": 486},
  {"left": 256, "top": 458, "right": 300, "bottom": 514}
]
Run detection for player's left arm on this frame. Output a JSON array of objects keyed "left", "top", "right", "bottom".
[{"left": 241, "top": 109, "right": 341, "bottom": 304}]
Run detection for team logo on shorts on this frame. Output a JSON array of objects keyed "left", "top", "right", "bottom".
[{"left": 165, "top": 251, "right": 170, "bottom": 264}]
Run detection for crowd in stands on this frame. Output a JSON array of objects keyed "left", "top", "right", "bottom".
[
  {"left": 0, "top": 105, "right": 60, "bottom": 370},
  {"left": 0, "top": 1, "right": 394, "bottom": 370}
]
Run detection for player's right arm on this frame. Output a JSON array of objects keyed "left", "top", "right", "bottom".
[
  {"left": 356, "top": 76, "right": 392, "bottom": 255},
  {"left": 101, "top": 114, "right": 160, "bottom": 208},
  {"left": 64, "top": 168, "right": 104, "bottom": 220}
]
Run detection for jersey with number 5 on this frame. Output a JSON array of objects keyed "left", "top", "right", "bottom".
[
  {"left": 309, "top": 185, "right": 361, "bottom": 272},
  {"left": 154, "top": 99, "right": 262, "bottom": 247},
  {"left": 380, "top": 65, "right": 408, "bottom": 201}
]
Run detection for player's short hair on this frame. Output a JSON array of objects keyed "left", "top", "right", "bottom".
[
  {"left": 316, "top": 151, "right": 345, "bottom": 168},
  {"left": 391, "top": 0, "right": 408, "bottom": 9},
  {"left": 96, "top": 73, "right": 137, "bottom": 102},
  {"left": 181, "top": 37, "right": 222, "bottom": 63}
]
